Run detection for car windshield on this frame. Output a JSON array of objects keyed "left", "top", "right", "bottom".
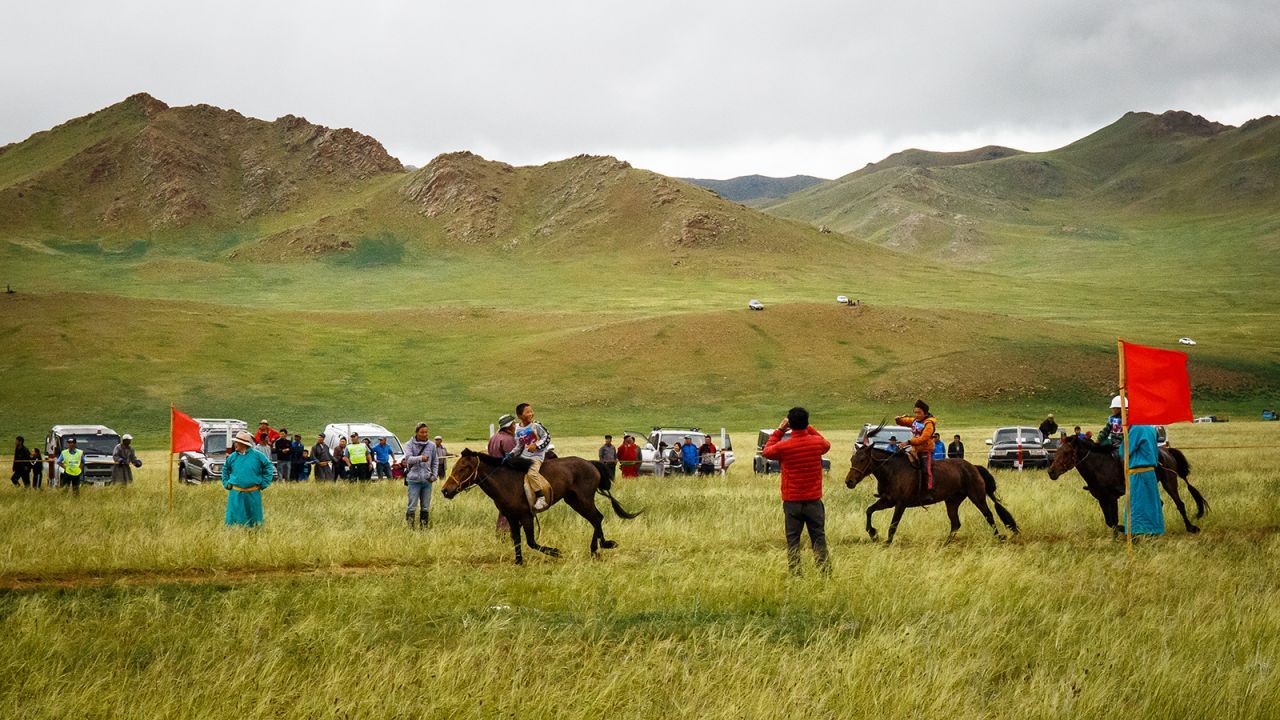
[
  {"left": 64, "top": 434, "right": 120, "bottom": 455},
  {"left": 659, "top": 432, "right": 705, "bottom": 448},
  {"left": 203, "top": 433, "right": 233, "bottom": 455},
  {"left": 857, "top": 427, "right": 912, "bottom": 446},
  {"left": 994, "top": 429, "right": 1041, "bottom": 444}
]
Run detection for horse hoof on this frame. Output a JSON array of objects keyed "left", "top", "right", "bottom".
[
  {"left": 600, "top": 540, "right": 617, "bottom": 549},
  {"left": 544, "top": 547, "right": 561, "bottom": 558},
  {"left": 515, "top": 558, "right": 524, "bottom": 566},
  {"left": 1187, "top": 525, "right": 1201, "bottom": 534}
]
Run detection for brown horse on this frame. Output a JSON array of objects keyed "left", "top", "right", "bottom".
[
  {"left": 845, "top": 442, "right": 1020, "bottom": 544},
  {"left": 1046, "top": 435, "right": 1206, "bottom": 533},
  {"left": 440, "top": 450, "right": 641, "bottom": 564}
]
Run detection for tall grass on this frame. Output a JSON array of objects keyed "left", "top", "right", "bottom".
[{"left": 2, "top": 425, "right": 1277, "bottom": 718}]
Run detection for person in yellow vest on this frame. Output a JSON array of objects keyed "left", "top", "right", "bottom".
[
  {"left": 57, "top": 437, "right": 86, "bottom": 495},
  {"left": 345, "top": 432, "right": 372, "bottom": 481}
]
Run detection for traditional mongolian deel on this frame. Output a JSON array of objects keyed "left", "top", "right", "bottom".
[
  {"left": 1125, "top": 424, "right": 1164, "bottom": 535},
  {"left": 221, "top": 446, "right": 274, "bottom": 527}
]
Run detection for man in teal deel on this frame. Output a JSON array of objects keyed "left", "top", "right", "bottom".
[
  {"left": 1125, "top": 424, "right": 1164, "bottom": 535},
  {"left": 222, "top": 430, "right": 274, "bottom": 527}
]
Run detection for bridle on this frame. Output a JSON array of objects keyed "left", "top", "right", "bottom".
[
  {"left": 848, "top": 444, "right": 900, "bottom": 483},
  {"left": 451, "top": 457, "right": 499, "bottom": 494}
]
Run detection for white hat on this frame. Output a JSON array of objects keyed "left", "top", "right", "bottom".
[
  {"left": 434, "top": 435, "right": 443, "bottom": 440},
  {"left": 233, "top": 430, "right": 255, "bottom": 447},
  {"left": 122, "top": 434, "right": 133, "bottom": 441},
  {"left": 1110, "top": 395, "right": 1125, "bottom": 409}
]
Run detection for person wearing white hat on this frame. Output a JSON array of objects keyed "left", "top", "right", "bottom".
[
  {"left": 222, "top": 430, "right": 274, "bottom": 527},
  {"left": 433, "top": 435, "right": 448, "bottom": 478},
  {"left": 1097, "top": 395, "right": 1126, "bottom": 455},
  {"left": 111, "top": 433, "right": 142, "bottom": 485}
]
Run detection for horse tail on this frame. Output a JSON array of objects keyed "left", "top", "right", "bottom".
[
  {"left": 977, "top": 465, "right": 1020, "bottom": 533},
  {"left": 596, "top": 487, "right": 642, "bottom": 520},
  {"left": 589, "top": 460, "right": 613, "bottom": 491},
  {"left": 1165, "top": 448, "right": 1206, "bottom": 517}
]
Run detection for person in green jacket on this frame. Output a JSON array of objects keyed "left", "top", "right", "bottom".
[{"left": 222, "top": 430, "right": 274, "bottom": 527}]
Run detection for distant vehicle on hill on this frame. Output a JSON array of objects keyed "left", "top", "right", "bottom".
[
  {"left": 1264, "top": 410, "right": 1278, "bottom": 421},
  {"left": 836, "top": 295, "right": 849, "bottom": 304},
  {"left": 45, "top": 424, "right": 120, "bottom": 486},
  {"left": 1193, "top": 415, "right": 1228, "bottom": 424},
  {"left": 748, "top": 299, "right": 764, "bottom": 311},
  {"left": 985, "top": 427, "right": 1049, "bottom": 470},
  {"left": 1178, "top": 337, "right": 1197, "bottom": 346}
]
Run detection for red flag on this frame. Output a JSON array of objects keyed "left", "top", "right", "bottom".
[
  {"left": 1122, "top": 341, "right": 1193, "bottom": 426},
  {"left": 171, "top": 407, "right": 203, "bottom": 453}
]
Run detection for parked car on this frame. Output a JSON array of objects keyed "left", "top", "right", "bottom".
[
  {"left": 836, "top": 295, "right": 850, "bottom": 304},
  {"left": 1264, "top": 410, "right": 1278, "bottom": 421},
  {"left": 854, "top": 423, "right": 914, "bottom": 452},
  {"left": 45, "top": 424, "right": 120, "bottom": 486},
  {"left": 178, "top": 418, "right": 249, "bottom": 483},
  {"left": 985, "top": 427, "right": 1049, "bottom": 470},
  {"left": 1193, "top": 415, "right": 1228, "bottom": 424},
  {"left": 1178, "top": 337, "right": 1197, "bottom": 346},
  {"left": 748, "top": 299, "right": 764, "bottom": 311},
  {"left": 753, "top": 429, "right": 832, "bottom": 474},
  {"left": 625, "top": 427, "right": 734, "bottom": 474},
  {"left": 321, "top": 422, "right": 405, "bottom": 468}
]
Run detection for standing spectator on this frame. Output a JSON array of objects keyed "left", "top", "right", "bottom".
[
  {"left": 698, "top": 435, "right": 718, "bottom": 475},
  {"left": 11, "top": 436, "right": 32, "bottom": 487},
  {"left": 1125, "top": 424, "right": 1165, "bottom": 536},
  {"left": 296, "top": 449, "right": 313, "bottom": 481},
  {"left": 617, "top": 434, "right": 641, "bottom": 478},
  {"left": 403, "top": 423, "right": 438, "bottom": 529},
  {"left": 679, "top": 436, "right": 699, "bottom": 475},
  {"left": 290, "top": 434, "right": 306, "bottom": 481},
  {"left": 333, "top": 437, "right": 350, "bottom": 481},
  {"left": 346, "top": 432, "right": 371, "bottom": 481},
  {"left": 932, "top": 433, "right": 946, "bottom": 461},
  {"left": 254, "top": 420, "right": 279, "bottom": 446},
  {"left": 488, "top": 414, "right": 519, "bottom": 535},
  {"left": 30, "top": 447, "right": 44, "bottom": 489},
  {"left": 1038, "top": 414, "right": 1059, "bottom": 438},
  {"left": 598, "top": 435, "right": 617, "bottom": 483},
  {"left": 57, "top": 437, "right": 85, "bottom": 495},
  {"left": 655, "top": 443, "right": 668, "bottom": 478},
  {"left": 222, "top": 430, "right": 273, "bottom": 528},
  {"left": 274, "top": 430, "right": 294, "bottom": 481},
  {"left": 948, "top": 434, "right": 965, "bottom": 459},
  {"left": 372, "top": 437, "right": 394, "bottom": 480},
  {"left": 434, "top": 436, "right": 448, "bottom": 479},
  {"left": 311, "top": 434, "right": 335, "bottom": 481},
  {"left": 1073, "top": 426, "right": 1085, "bottom": 440},
  {"left": 111, "top": 434, "right": 142, "bottom": 485},
  {"left": 762, "top": 407, "right": 832, "bottom": 576}
]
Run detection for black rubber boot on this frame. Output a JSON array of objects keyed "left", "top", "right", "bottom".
[
  {"left": 419, "top": 511, "right": 429, "bottom": 530},
  {"left": 405, "top": 511, "right": 415, "bottom": 529}
]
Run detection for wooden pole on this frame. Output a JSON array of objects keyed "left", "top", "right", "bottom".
[
  {"left": 167, "top": 404, "right": 175, "bottom": 513},
  {"left": 1118, "top": 339, "right": 1132, "bottom": 555}
]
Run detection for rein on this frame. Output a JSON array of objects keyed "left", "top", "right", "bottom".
[
  {"left": 851, "top": 447, "right": 900, "bottom": 481},
  {"left": 454, "top": 460, "right": 500, "bottom": 494}
]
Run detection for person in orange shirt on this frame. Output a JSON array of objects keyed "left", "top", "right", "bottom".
[{"left": 895, "top": 399, "right": 939, "bottom": 502}]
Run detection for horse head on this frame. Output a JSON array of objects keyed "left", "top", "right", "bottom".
[
  {"left": 847, "top": 421, "right": 889, "bottom": 489},
  {"left": 1047, "top": 435, "right": 1090, "bottom": 480},
  {"left": 440, "top": 449, "right": 483, "bottom": 499}
]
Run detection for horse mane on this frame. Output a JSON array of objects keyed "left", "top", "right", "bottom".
[
  {"left": 1066, "top": 436, "right": 1109, "bottom": 454},
  {"left": 461, "top": 449, "right": 504, "bottom": 467}
]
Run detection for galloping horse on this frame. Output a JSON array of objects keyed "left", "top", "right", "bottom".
[
  {"left": 1046, "top": 435, "right": 1207, "bottom": 533},
  {"left": 440, "top": 450, "right": 641, "bottom": 564},
  {"left": 845, "top": 434, "right": 1019, "bottom": 544}
]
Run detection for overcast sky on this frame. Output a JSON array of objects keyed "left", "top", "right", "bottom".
[{"left": 4, "top": 1, "right": 1279, "bottom": 178}]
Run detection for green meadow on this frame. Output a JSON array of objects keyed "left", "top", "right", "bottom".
[{"left": 2, "top": 424, "right": 1278, "bottom": 718}]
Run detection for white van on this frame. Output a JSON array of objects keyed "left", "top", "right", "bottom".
[{"left": 322, "top": 422, "right": 405, "bottom": 474}]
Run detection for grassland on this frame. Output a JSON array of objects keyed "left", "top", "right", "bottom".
[{"left": 1, "top": 424, "right": 1277, "bottom": 718}]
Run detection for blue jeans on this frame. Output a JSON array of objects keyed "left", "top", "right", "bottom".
[
  {"left": 407, "top": 481, "right": 433, "bottom": 514},
  {"left": 375, "top": 461, "right": 392, "bottom": 479}
]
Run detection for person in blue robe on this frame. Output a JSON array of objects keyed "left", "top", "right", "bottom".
[
  {"left": 222, "top": 430, "right": 274, "bottom": 527},
  {"left": 1125, "top": 424, "right": 1164, "bottom": 535}
]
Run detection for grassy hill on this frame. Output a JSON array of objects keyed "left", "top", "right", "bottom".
[
  {"left": 681, "top": 174, "right": 827, "bottom": 206},
  {"left": 2, "top": 98, "right": 1278, "bottom": 442}
]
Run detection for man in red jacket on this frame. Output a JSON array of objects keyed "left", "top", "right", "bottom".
[{"left": 762, "top": 407, "right": 832, "bottom": 576}]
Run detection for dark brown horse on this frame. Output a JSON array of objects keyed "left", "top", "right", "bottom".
[
  {"left": 1046, "top": 435, "right": 1206, "bottom": 533},
  {"left": 440, "top": 450, "right": 641, "bottom": 564},
  {"left": 845, "top": 442, "right": 1019, "bottom": 544}
]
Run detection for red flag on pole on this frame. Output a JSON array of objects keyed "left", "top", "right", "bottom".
[
  {"left": 1121, "top": 341, "right": 1193, "bottom": 426},
  {"left": 171, "top": 407, "right": 203, "bottom": 452}
]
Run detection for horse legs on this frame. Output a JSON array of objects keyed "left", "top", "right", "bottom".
[
  {"left": 886, "top": 503, "right": 908, "bottom": 545},
  {"left": 945, "top": 497, "right": 962, "bottom": 539},
  {"left": 865, "top": 497, "right": 893, "bottom": 541},
  {"left": 522, "top": 516, "right": 561, "bottom": 558},
  {"left": 507, "top": 514, "right": 524, "bottom": 565},
  {"left": 566, "top": 491, "right": 613, "bottom": 556},
  {"left": 1158, "top": 471, "right": 1200, "bottom": 533},
  {"left": 967, "top": 490, "right": 1002, "bottom": 540},
  {"left": 1098, "top": 495, "right": 1121, "bottom": 533}
]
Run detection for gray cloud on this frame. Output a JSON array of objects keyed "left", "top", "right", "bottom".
[{"left": 3, "top": 0, "right": 1279, "bottom": 178}]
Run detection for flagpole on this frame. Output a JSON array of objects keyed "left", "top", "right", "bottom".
[
  {"left": 167, "top": 404, "right": 175, "bottom": 513},
  {"left": 1118, "top": 339, "right": 1132, "bottom": 555}
]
